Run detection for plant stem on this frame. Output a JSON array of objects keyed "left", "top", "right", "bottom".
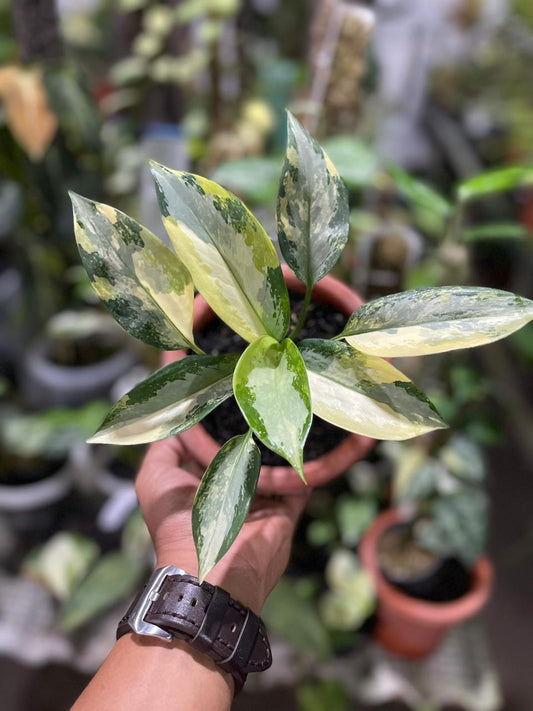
[
  {"left": 289, "top": 288, "right": 312, "bottom": 341},
  {"left": 190, "top": 344, "right": 206, "bottom": 356}
]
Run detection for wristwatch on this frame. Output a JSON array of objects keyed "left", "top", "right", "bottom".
[{"left": 117, "top": 566, "right": 272, "bottom": 694}]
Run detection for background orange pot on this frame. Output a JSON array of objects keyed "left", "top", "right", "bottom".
[
  {"left": 163, "top": 268, "right": 374, "bottom": 493},
  {"left": 359, "top": 508, "right": 494, "bottom": 658}
]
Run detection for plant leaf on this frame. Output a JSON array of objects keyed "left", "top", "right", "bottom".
[
  {"left": 89, "top": 354, "right": 239, "bottom": 445},
  {"left": 340, "top": 286, "right": 533, "bottom": 357},
  {"left": 233, "top": 336, "right": 312, "bottom": 479},
  {"left": 277, "top": 112, "right": 349, "bottom": 288},
  {"left": 150, "top": 163, "right": 289, "bottom": 343},
  {"left": 193, "top": 431, "right": 260, "bottom": 581},
  {"left": 388, "top": 163, "right": 451, "bottom": 217},
  {"left": 321, "top": 136, "right": 379, "bottom": 189},
  {"left": 458, "top": 166, "right": 533, "bottom": 202},
  {"left": 70, "top": 193, "right": 196, "bottom": 351},
  {"left": 59, "top": 552, "right": 145, "bottom": 632},
  {"left": 210, "top": 156, "right": 281, "bottom": 204},
  {"left": 462, "top": 222, "right": 528, "bottom": 242},
  {"left": 415, "top": 491, "right": 488, "bottom": 566},
  {"left": 299, "top": 339, "right": 446, "bottom": 440}
]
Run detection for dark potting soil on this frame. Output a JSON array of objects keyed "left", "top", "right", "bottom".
[
  {"left": 379, "top": 524, "right": 471, "bottom": 603},
  {"left": 47, "top": 334, "right": 119, "bottom": 367},
  {"left": 195, "top": 293, "right": 350, "bottom": 466},
  {"left": 0, "top": 449, "right": 65, "bottom": 486}
]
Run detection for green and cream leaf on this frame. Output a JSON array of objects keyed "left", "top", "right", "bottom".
[
  {"left": 70, "top": 193, "right": 196, "bottom": 351},
  {"left": 233, "top": 336, "right": 312, "bottom": 480},
  {"left": 88, "top": 354, "right": 239, "bottom": 445},
  {"left": 277, "top": 112, "right": 349, "bottom": 288},
  {"left": 300, "top": 339, "right": 446, "bottom": 440},
  {"left": 193, "top": 431, "right": 261, "bottom": 581},
  {"left": 150, "top": 164, "right": 289, "bottom": 343},
  {"left": 340, "top": 287, "right": 533, "bottom": 357}
]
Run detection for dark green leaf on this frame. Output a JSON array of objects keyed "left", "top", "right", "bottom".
[
  {"left": 458, "top": 166, "right": 533, "bottom": 202},
  {"left": 59, "top": 553, "right": 145, "bottom": 631}
]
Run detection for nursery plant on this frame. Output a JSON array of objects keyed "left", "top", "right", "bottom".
[{"left": 70, "top": 112, "right": 533, "bottom": 580}]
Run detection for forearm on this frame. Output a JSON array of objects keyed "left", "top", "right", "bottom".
[{"left": 72, "top": 632, "right": 233, "bottom": 711}]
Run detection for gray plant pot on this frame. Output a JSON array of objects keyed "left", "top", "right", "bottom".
[
  {"left": 0, "top": 266, "right": 23, "bottom": 376},
  {"left": 20, "top": 338, "right": 136, "bottom": 409},
  {"left": 0, "top": 461, "right": 72, "bottom": 534}
]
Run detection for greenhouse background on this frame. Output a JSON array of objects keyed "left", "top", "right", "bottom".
[{"left": 1, "top": 0, "right": 533, "bottom": 709}]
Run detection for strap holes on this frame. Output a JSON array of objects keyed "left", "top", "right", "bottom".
[
  {"left": 163, "top": 592, "right": 170, "bottom": 601},
  {"left": 178, "top": 594, "right": 183, "bottom": 601},
  {"left": 191, "top": 598, "right": 197, "bottom": 607},
  {"left": 231, "top": 623, "right": 237, "bottom": 633}
]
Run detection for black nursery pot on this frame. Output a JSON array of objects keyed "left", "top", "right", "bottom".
[
  {"left": 379, "top": 524, "right": 471, "bottom": 603},
  {"left": 20, "top": 333, "right": 136, "bottom": 409}
]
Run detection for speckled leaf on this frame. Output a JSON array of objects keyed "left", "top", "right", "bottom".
[
  {"left": 193, "top": 431, "right": 260, "bottom": 581},
  {"left": 299, "top": 339, "right": 446, "bottom": 440},
  {"left": 340, "top": 287, "right": 533, "bottom": 357},
  {"left": 88, "top": 354, "right": 239, "bottom": 445},
  {"left": 277, "top": 112, "right": 349, "bottom": 288},
  {"left": 70, "top": 193, "right": 196, "bottom": 351},
  {"left": 150, "top": 163, "right": 289, "bottom": 343},
  {"left": 233, "top": 336, "right": 311, "bottom": 479}
]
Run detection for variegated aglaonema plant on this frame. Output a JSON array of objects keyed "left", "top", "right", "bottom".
[{"left": 70, "top": 113, "right": 533, "bottom": 580}]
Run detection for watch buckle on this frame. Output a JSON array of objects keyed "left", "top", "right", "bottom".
[{"left": 128, "top": 565, "right": 186, "bottom": 641}]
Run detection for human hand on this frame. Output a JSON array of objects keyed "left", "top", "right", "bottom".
[{"left": 135, "top": 437, "right": 310, "bottom": 613}]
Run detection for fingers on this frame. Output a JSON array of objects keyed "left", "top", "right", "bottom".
[{"left": 135, "top": 439, "right": 200, "bottom": 512}]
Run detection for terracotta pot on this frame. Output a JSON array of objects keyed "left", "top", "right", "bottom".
[
  {"left": 359, "top": 508, "right": 494, "bottom": 658},
  {"left": 163, "top": 269, "right": 374, "bottom": 493}
]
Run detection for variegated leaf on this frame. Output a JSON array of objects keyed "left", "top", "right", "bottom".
[
  {"left": 193, "top": 431, "right": 261, "bottom": 581},
  {"left": 233, "top": 336, "right": 311, "bottom": 480},
  {"left": 150, "top": 163, "right": 290, "bottom": 343},
  {"left": 88, "top": 354, "right": 239, "bottom": 445},
  {"left": 70, "top": 193, "right": 196, "bottom": 351},
  {"left": 299, "top": 339, "right": 446, "bottom": 440},
  {"left": 277, "top": 112, "right": 349, "bottom": 288},
  {"left": 340, "top": 287, "right": 533, "bottom": 357}
]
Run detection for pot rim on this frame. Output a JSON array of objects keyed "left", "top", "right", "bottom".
[
  {"left": 168, "top": 267, "right": 375, "bottom": 492},
  {"left": 359, "top": 507, "right": 494, "bottom": 627}
]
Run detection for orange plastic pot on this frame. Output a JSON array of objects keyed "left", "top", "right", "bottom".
[
  {"left": 163, "top": 268, "right": 374, "bottom": 493},
  {"left": 359, "top": 508, "right": 494, "bottom": 658}
]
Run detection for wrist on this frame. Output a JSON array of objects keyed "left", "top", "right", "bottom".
[{"left": 155, "top": 550, "right": 265, "bottom": 614}]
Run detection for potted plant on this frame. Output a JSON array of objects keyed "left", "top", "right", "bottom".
[
  {"left": 360, "top": 434, "right": 493, "bottom": 658},
  {"left": 21, "top": 308, "right": 136, "bottom": 409},
  {"left": 70, "top": 112, "right": 533, "bottom": 581},
  {"left": 0, "top": 399, "right": 108, "bottom": 536}
]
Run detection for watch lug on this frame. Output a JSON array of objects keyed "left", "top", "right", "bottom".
[{"left": 128, "top": 565, "right": 186, "bottom": 641}]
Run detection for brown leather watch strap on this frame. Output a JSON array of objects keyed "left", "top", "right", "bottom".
[{"left": 117, "top": 572, "right": 271, "bottom": 694}]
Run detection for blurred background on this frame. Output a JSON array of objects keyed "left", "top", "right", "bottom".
[{"left": 0, "top": 0, "right": 532, "bottom": 709}]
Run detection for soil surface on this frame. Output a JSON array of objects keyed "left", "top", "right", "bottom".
[
  {"left": 47, "top": 335, "right": 118, "bottom": 367},
  {"left": 378, "top": 523, "right": 438, "bottom": 580},
  {"left": 378, "top": 522, "right": 471, "bottom": 602},
  {"left": 195, "top": 293, "right": 350, "bottom": 466}
]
